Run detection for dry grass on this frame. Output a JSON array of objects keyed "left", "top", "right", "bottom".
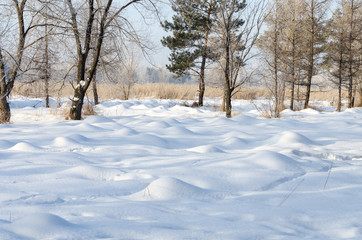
[
  {"left": 12, "top": 81, "right": 272, "bottom": 101},
  {"left": 12, "top": 81, "right": 359, "bottom": 105}
]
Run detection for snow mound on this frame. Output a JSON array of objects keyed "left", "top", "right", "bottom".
[
  {"left": 131, "top": 134, "right": 169, "bottom": 148},
  {"left": 10, "top": 213, "right": 77, "bottom": 239},
  {"left": 344, "top": 108, "right": 362, "bottom": 114},
  {"left": 251, "top": 150, "right": 302, "bottom": 171},
  {"left": 115, "top": 127, "right": 138, "bottom": 136},
  {"left": 52, "top": 136, "right": 81, "bottom": 148},
  {"left": 74, "top": 123, "right": 102, "bottom": 131},
  {"left": 145, "top": 121, "right": 171, "bottom": 129},
  {"left": 131, "top": 177, "right": 217, "bottom": 200},
  {"left": 223, "top": 130, "right": 251, "bottom": 139},
  {"left": 9, "top": 142, "right": 42, "bottom": 151},
  {"left": 67, "top": 134, "right": 91, "bottom": 143},
  {"left": 167, "top": 126, "right": 195, "bottom": 135},
  {"left": 223, "top": 137, "right": 249, "bottom": 149},
  {"left": 63, "top": 165, "right": 126, "bottom": 181},
  {"left": 300, "top": 108, "right": 320, "bottom": 115},
  {"left": 272, "top": 131, "right": 317, "bottom": 146},
  {"left": 187, "top": 144, "right": 224, "bottom": 153}
]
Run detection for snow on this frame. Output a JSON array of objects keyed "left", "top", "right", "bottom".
[{"left": 1, "top": 97, "right": 362, "bottom": 239}]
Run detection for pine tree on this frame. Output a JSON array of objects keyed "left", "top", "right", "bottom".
[{"left": 161, "top": 0, "right": 217, "bottom": 106}]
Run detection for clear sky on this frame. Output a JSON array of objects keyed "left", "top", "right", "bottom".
[{"left": 126, "top": 1, "right": 173, "bottom": 67}]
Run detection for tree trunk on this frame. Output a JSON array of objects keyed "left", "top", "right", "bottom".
[
  {"left": 337, "top": 44, "right": 343, "bottom": 112},
  {"left": 0, "top": 97, "right": 11, "bottom": 123},
  {"left": 274, "top": 61, "right": 279, "bottom": 117},
  {"left": 347, "top": 0, "right": 355, "bottom": 108},
  {"left": 92, "top": 70, "right": 99, "bottom": 105},
  {"left": 44, "top": 2, "right": 50, "bottom": 108},
  {"left": 198, "top": 0, "right": 213, "bottom": 107},
  {"left": 337, "top": 77, "right": 342, "bottom": 112},
  {"left": 69, "top": 87, "right": 85, "bottom": 120},
  {"left": 274, "top": 27, "right": 279, "bottom": 118},
  {"left": 224, "top": 31, "right": 232, "bottom": 118},
  {"left": 290, "top": 48, "right": 296, "bottom": 110},
  {"left": 304, "top": 52, "right": 313, "bottom": 109},
  {"left": 224, "top": 52, "right": 232, "bottom": 118},
  {"left": 304, "top": 0, "right": 315, "bottom": 109},
  {"left": 296, "top": 71, "right": 300, "bottom": 103},
  {"left": 290, "top": 80, "right": 295, "bottom": 110},
  {"left": 224, "top": 87, "right": 232, "bottom": 118},
  {"left": 199, "top": 64, "right": 205, "bottom": 107}
]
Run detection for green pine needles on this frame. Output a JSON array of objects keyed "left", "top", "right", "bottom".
[{"left": 161, "top": 0, "right": 217, "bottom": 106}]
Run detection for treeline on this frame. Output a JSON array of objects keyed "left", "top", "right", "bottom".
[
  {"left": 0, "top": 0, "right": 361, "bottom": 123},
  {"left": 162, "top": 0, "right": 361, "bottom": 118},
  {"left": 258, "top": 0, "right": 362, "bottom": 116}
]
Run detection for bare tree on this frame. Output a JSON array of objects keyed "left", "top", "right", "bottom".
[
  {"left": 279, "top": 0, "right": 305, "bottom": 111},
  {"left": 258, "top": 0, "right": 283, "bottom": 117},
  {"left": 0, "top": 0, "right": 41, "bottom": 123},
  {"left": 63, "top": 0, "right": 158, "bottom": 120},
  {"left": 119, "top": 46, "right": 139, "bottom": 100},
  {"left": 325, "top": 0, "right": 361, "bottom": 110},
  {"left": 214, "top": 0, "right": 266, "bottom": 118},
  {"left": 302, "top": 0, "right": 329, "bottom": 109},
  {"left": 325, "top": 7, "right": 349, "bottom": 111},
  {"left": 344, "top": 0, "right": 362, "bottom": 108}
]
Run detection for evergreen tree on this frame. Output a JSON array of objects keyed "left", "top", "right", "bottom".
[{"left": 161, "top": 0, "right": 217, "bottom": 106}]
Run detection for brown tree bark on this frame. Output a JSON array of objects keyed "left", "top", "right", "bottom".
[
  {"left": 304, "top": 1, "right": 315, "bottom": 109},
  {"left": 224, "top": 33, "right": 232, "bottom": 118},
  {"left": 0, "top": 0, "right": 28, "bottom": 123},
  {"left": 92, "top": 70, "right": 99, "bottom": 105},
  {"left": 347, "top": 0, "right": 355, "bottom": 108},
  {"left": 0, "top": 49, "right": 10, "bottom": 123},
  {"left": 67, "top": 0, "right": 140, "bottom": 120},
  {"left": 198, "top": 0, "right": 213, "bottom": 107}
]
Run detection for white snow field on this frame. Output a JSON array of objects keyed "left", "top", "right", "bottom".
[{"left": 1, "top": 97, "right": 362, "bottom": 239}]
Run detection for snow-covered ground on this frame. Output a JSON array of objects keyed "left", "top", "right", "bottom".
[{"left": 1, "top": 97, "right": 362, "bottom": 239}]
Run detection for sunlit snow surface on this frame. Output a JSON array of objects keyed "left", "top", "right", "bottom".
[{"left": 1, "top": 97, "right": 362, "bottom": 239}]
